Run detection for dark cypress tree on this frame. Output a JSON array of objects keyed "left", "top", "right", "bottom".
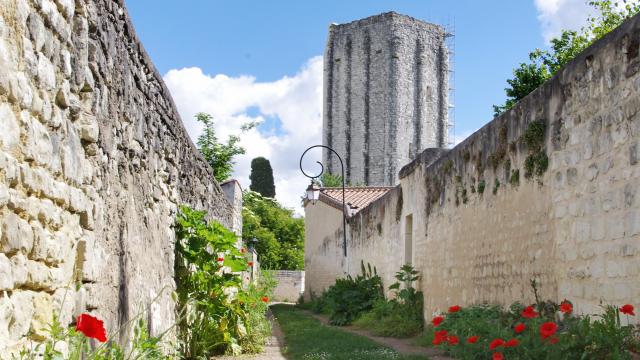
[{"left": 249, "top": 157, "right": 276, "bottom": 198}]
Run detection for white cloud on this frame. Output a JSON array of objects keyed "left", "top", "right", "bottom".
[
  {"left": 163, "top": 57, "right": 323, "bottom": 215},
  {"left": 534, "top": 0, "right": 638, "bottom": 42},
  {"left": 534, "top": 0, "right": 593, "bottom": 42}
]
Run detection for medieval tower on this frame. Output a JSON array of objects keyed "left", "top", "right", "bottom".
[{"left": 322, "top": 12, "right": 449, "bottom": 186}]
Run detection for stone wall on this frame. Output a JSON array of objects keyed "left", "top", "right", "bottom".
[
  {"left": 322, "top": 12, "right": 449, "bottom": 186},
  {"left": 307, "top": 13, "right": 640, "bottom": 321},
  {"left": 0, "top": 0, "right": 236, "bottom": 353},
  {"left": 267, "top": 270, "right": 305, "bottom": 302}
]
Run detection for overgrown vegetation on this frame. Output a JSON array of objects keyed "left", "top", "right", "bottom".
[
  {"left": 418, "top": 281, "right": 639, "bottom": 359},
  {"left": 299, "top": 262, "right": 384, "bottom": 326},
  {"left": 242, "top": 191, "right": 304, "bottom": 270},
  {"left": 494, "top": 0, "right": 640, "bottom": 116},
  {"left": 353, "top": 265, "right": 424, "bottom": 338},
  {"left": 175, "top": 206, "right": 274, "bottom": 357},
  {"left": 522, "top": 119, "right": 549, "bottom": 179},
  {"left": 271, "top": 304, "right": 428, "bottom": 360}
]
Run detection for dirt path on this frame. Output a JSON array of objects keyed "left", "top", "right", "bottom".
[
  {"left": 214, "top": 310, "right": 287, "bottom": 360},
  {"left": 301, "top": 310, "right": 454, "bottom": 360}
]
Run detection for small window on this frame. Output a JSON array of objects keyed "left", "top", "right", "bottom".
[{"left": 404, "top": 214, "right": 413, "bottom": 265}]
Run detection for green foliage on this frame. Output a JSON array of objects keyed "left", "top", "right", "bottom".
[
  {"left": 494, "top": 1, "right": 640, "bottom": 116},
  {"left": 421, "top": 280, "right": 639, "bottom": 359},
  {"left": 319, "top": 172, "right": 344, "bottom": 187},
  {"left": 510, "top": 169, "right": 520, "bottom": 186},
  {"left": 16, "top": 307, "right": 170, "bottom": 360},
  {"left": 242, "top": 191, "right": 304, "bottom": 270},
  {"left": 175, "top": 206, "right": 273, "bottom": 357},
  {"left": 492, "top": 178, "right": 500, "bottom": 195},
  {"left": 249, "top": 157, "right": 276, "bottom": 198},
  {"left": 315, "top": 262, "right": 385, "bottom": 326},
  {"left": 195, "top": 113, "right": 247, "bottom": 182},
  {"left": 522, "top": 119, "right": 549, "bottom": 180},
  {"left": 270, "top": 304, "right": 428, "bottom": 360},
  {"left": 523, "top": 119, "right": 546, "bottom": 151},
  {"left": 477, "top": 179, "right": 486, "bottom": 195},
  {"left": 318, "top": 172, "right": 365, "bottom": 187},
  {"left": 354, "top": 265, "right": 424, "bottom": 338}
]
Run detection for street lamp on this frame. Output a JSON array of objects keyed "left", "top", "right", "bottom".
[
  {"left": 305, "top": 182, "right": 320, "bottom": 205},
  {"left": 299, "top": 145, "right": 348, "bottom": 257}
]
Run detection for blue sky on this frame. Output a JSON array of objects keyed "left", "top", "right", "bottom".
[{"left": 126, "top": 0, "right": 599, "bottom": 212}]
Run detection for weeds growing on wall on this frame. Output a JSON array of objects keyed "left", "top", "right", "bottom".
[
  {"left": 418, "top": 281, "right": 639, "bottom": 359},
  {"left": 175, "top": 205, "right": 274, "bottom": 357},
  {"left": 354, "top": 264, "right": 424, "bottom": 338}
]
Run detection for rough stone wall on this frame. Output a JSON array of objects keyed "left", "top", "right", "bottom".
[
  {"left": 308, "top": 13, "right": 640, "bottom": 321},
  {"left": 267, "top": 270, "right": 305, "bottom": 302},
  {"left": 0, "top": 0, "right": 235, "bottom": 353},
  {"left": 322, "top": 12, "right": 449, "bottom": 186}
]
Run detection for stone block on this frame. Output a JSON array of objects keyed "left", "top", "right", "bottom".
[
  {"left": 0, "top": 103, "right": 20, "bottom": 152},
  {"left": 625, "top": 210, "right": 640, "bottom": 236},
  {"left": 8, "top": 72, "right": 33, "bottom": 109},
  {"left": 8, "top": 291, "right": 35, "bottom": 341},
  {"left": 0, "top": 253, "right": 13, "bottom": 290},
  {"left": 22, "top": 113, "right": 53, "bottom": 167},
  {"left": 36, "top": 53, "right": 56, "bottom": 90},
  {"left": 0, "top": 183, "right": 8, "bottom": 207},
  {"left": 31, "top": 221, "right": 64, "bottom": 265},
  {"left": 10, "top": 253, "right": 29, "bottom": 287},
  {"left": 30, "top": 293, "right": 53, "bottom": 340},
  {"left": 77, "top": 112, "right": 99, "bottom": 143},
  {"left": 55, "top": 80, "right": 70, "bottom": 108},
  {"left": 1, "top": 212, "right": 34, "bottom": 255}
]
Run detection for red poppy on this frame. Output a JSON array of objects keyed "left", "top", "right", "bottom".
[
  {"left": 493, "top": 353, "right": 504, "bottom": 360},
  {"left": 248, "top": 261, "right": 254, "bottom": 267},
  {"left": 620, "top": 304, "right": 635, "bottom": 316},
  {"left": 489, "top": 338, "right": 505, "bottom": 350},
  {"left": 548, "top": 337, "right": 559, "bottom": 344},
  {"left": 261, "top": 296, "right": 269, "bottom": 303},
  {"left": 504, "top": 338, "right": 519, "bottom": 347},
  {"left": 76, "top": 314, "right": 107, "bottom": 342},
  {"left": 539, "top": 322, "right": 558, "bottom": 339},
  {"left": 467, "top": 335, "right": 479, "bottom": 344},
  {"left": 514, "top": 323, "right": 526, "bottom": 333},
  {"left": 521, "top": 306, "right": 539, "bottom": 319},
  {"left": 447, "top": 335, "right": 459, "bottom": 345},
  {"left": 217, "top": 257, "right": 224, "bottom": 262},
  {"left": 560, "top": 301, "right": 572, "bottom": 314},
  {"left": 431, "top": 316, "right": 444, "bottom": 327},
  {"left": 432, "top": 330, "right": 448, "bottom": 345},
  {"left": 448, "top": 305, "right": 461, "bottom": 313}
]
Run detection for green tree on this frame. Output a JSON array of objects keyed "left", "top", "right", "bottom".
[
  {"left": 196, "top": 112, "right": 245, "bottom": 182},
  {"left": 249, "top": 157, "right": 276, "bottom": 198},
  {"left": 242, "top": 191, "right": 304, "bottom": 270},
  {"left": 494, "top": 0, "right": 640, "bottom": 116}
]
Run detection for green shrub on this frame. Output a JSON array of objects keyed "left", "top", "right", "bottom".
[
  {"left": 353, "top": 265, "right": 424, "bottom": 338},
  {"left": 319, "top": 262, "right": 384, "bottom": 326}
]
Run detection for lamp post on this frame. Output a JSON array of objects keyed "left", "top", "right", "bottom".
[{"left": 299, "top": 145, "right": 347, "bottom": 257}]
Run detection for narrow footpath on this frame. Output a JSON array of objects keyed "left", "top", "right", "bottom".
[{"left": 301, "top": 310, "right": 453, "bottom": 360}]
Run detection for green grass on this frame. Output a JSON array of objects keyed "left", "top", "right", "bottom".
[{"left": 271, "top": 304, "right": 428, "bottom": 360}]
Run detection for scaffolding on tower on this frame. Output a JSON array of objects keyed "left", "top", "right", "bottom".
[{"left": 445, "top": 19, "right": 456, "bottom": 148}]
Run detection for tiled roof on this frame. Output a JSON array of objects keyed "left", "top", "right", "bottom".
[{"left": 319, "top": 187, "right": 394, "bottom": 215}]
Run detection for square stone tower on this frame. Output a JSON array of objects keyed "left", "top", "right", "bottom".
[{"left": 323, "top": 12, "right": 449, "bottom": 186}]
